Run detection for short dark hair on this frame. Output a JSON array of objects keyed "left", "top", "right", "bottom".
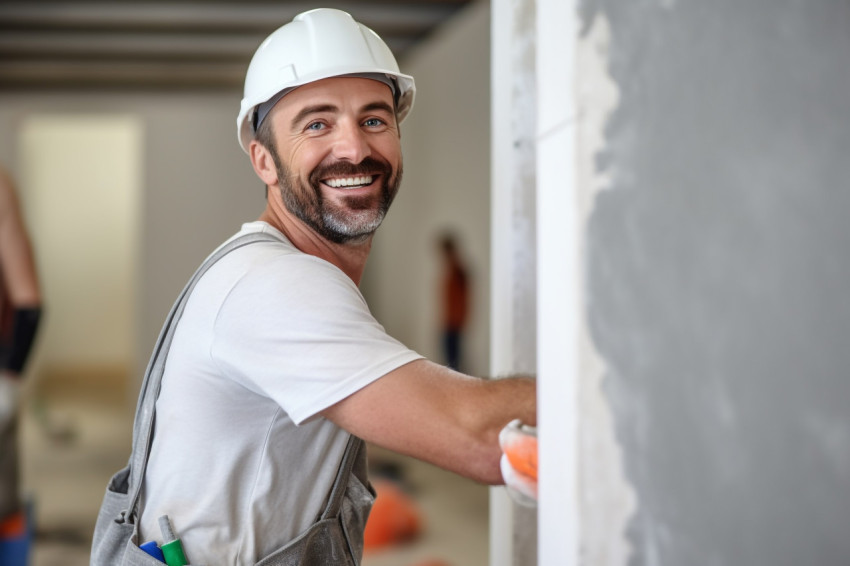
[{"left": 254, "top": 112, "right": 276, "bottom": 153}]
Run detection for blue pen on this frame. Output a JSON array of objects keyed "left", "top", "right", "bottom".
[{"left": 140, "top": 540, "right": 166, "bottom": 563}]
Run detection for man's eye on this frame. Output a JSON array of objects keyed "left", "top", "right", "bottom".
[
  {"left": 364, "top": 118, "right": 384, "bottom": 127},
  {"left": 306, "top": 122, "right": 325, "bottom": 131}
]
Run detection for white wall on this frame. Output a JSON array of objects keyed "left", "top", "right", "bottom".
[
  {"left": 18, "top": 114, "right": 142, "bottom": 378},
  {"left": 365, "top": 0, "right": 492, "bottom": 377}
]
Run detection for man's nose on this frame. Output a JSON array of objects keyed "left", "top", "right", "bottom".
[{"left": 331, "top": 121, "right": 371, "bottom": 163}]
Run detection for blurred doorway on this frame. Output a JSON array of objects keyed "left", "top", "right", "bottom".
[{"left": 18, "top": 114, "right": 142, "bottom": 399}]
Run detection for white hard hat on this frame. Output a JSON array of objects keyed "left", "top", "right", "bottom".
[{"left": 236, "top": 8, "right": 416, "bottom": 153}]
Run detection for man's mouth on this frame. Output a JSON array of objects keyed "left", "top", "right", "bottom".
[{"left": 323, "top": 175, "right": 375, "bottom": 189}]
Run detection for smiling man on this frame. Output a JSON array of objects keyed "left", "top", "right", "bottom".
[
  {"left": 92, "top": 8, "right": 536, "bottom": 566},
  {"left": 255, "top": 77, "right": 403, "bottom": 254}
]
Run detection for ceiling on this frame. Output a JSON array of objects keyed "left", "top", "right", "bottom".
[{"left": 0, "top": 0, "right": 473, "bottom": 91}]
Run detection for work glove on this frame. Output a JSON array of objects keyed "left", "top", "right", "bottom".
[
  {"left": 0, "top": 374, "right": 20, "bottom": 430},
  {"left": 499, "top": 419, "right": 538, "bottom": 507}
]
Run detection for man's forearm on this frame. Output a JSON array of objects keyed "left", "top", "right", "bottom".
[
  {"left": 465, "top": 374, "right": 536, "bottom": 439},
  {"left": 323, "top": 360, "right": 537, "bottom": 485},
  {"left": 458, "top": 374, "right": 537, "bottom": 483}
]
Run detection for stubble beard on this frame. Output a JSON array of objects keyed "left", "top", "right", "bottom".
[{"left": 271, "top": 150, "right": 402, "bottom": 245}]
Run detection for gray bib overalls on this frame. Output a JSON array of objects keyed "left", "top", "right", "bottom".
[{"left": 91, "top": 233, "right": 375, "bottom": 566}]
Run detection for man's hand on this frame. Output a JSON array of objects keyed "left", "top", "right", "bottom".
[{"left": 499, "top": 419, "right": 538, "bottom": 507}]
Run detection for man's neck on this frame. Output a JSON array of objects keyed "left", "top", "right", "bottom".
[{"left": 258, "top": 200, "right": 372, "bottom": 286}]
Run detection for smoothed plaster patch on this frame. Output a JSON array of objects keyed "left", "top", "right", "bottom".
[{"left": 576, "top": 12, "right": 636, "bottom": 566}]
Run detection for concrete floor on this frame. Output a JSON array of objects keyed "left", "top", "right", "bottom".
[{"left": 17, "top": 374, "right": 489, "bottom": 566}]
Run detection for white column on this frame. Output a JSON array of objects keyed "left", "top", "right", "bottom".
[
  {"left": 490, "top": 0, "right": 539, "bottom": 564},
  {"left": 536, "top": 0, "right": 580, "bottom": 564}
]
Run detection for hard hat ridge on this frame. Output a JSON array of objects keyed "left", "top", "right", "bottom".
[{"left": 236, "top": 8, "right": 416, "bottom": 154}]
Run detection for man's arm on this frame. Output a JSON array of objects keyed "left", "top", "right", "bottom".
[
  {"left": 321, "top": 359, "right": 536, "bottom": 485},
  {"left": 0, "top": 167, "right": 42, "bottom": 377},
  {"left": 0, "top": 167, "right": 40, "bottom": 307}
]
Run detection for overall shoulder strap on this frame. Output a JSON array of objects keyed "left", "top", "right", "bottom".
[
  {"left": 125, "top": 231, "right": 280, "bottom": 518},
  {"left": 320, "top": 435, "right": 366, "bottom": 521}
]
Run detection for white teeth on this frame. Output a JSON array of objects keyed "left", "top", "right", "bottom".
[{"left": 325, "top": 175, "right": 373, "bottom": 188}]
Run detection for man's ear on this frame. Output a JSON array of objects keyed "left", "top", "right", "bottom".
[{"left": 249, "top": 141, "right": 279, "bottom": 186}]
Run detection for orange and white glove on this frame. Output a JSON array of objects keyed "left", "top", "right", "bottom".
[{"left": 499, "top": 419, "right": 538, "bottom": 507}]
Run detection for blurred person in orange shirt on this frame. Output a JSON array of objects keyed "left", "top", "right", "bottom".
[{"left": 438, "top": 233, "right": 469, "bottom": 371}]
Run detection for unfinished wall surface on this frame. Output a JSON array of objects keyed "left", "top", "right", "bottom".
[
  {"left": 573, "top": 10, "right": 636, "bottom": 566},
  {"left": 580, "top": 0, "right": 850, "bottom": 564},
  {"left": 491, "top": 0, "right": 539, "bottom": 563}
]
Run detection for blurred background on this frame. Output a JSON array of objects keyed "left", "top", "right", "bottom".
[
  {"left": 0, "top": 1, "right": 493, "bottom": 565},
  {"left": 3, "top": 0, "right": 850, "bottom": 565}
]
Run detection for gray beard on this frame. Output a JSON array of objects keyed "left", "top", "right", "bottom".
[{"left": 272, "top": 153, "right": 401, "bottom": 245}]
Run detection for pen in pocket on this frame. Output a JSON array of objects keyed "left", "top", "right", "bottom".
[
  {"left": 158, "top": 515, "right": 189, "bottom": 566},
  {"left": 140, "top": 540, "right": 165, "bottom": 563}
]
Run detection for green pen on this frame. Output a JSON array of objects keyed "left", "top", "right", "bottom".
[{"left": 158, "top": 515, "right": 189, "bottom": 566}]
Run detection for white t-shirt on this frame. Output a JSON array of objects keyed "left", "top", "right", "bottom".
[{"left": 139, "top": 221, "right": 422, "bottom": 565}]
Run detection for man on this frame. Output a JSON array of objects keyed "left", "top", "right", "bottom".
[
  {"left": 136, "top": 9, "right": 536, "bottom": 565},
  {"left": 0, "top": 164, "right": 42, "bottom": 555}
]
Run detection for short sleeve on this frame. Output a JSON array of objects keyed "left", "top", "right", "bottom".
[{"left": 210, "top": 252, "right": 422, "bottom": 424}]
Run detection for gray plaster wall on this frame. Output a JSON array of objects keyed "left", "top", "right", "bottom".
[{"left": 580, "top": 0, "right": 850, "bottom": 564}]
